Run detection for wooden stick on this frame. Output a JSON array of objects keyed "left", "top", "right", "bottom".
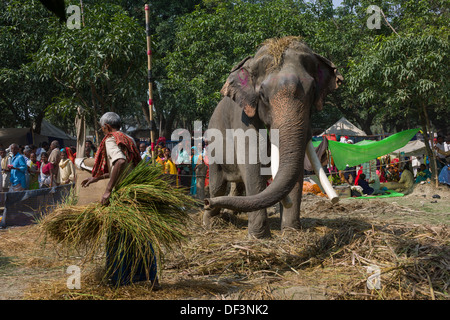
[
  {"left": 145, "top": 4, "right": 155, "bottom": 161},
  {"left": 306, "top": 140, "right": 339, "bottom": 204}
]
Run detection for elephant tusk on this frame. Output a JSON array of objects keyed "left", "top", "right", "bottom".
[
  {"left": 271, "top": 143, "right": 293, "bottom": 209},
  {"left": 306, "top": 140, "right": 339, "bottom": 204},
  {"left": 270, "top": 143, "right": 280, "bottom": 178}
]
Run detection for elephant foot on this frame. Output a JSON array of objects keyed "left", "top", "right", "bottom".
[
  {"left": 281, "top": 219, "right": 301, "bottom": 231},
  {"left": 248, "top": 229, "right": 271, "bottom": 239},
  {"left": 246, "top": 209, "right": 272, "bottom": 239}
]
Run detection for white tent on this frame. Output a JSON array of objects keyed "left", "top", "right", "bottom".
[
  {"left": 320, "top": 117, "right": 367, "bottom": 137},
  {"left": 389, "top": 139, "right": 426, "bottom": 157}
]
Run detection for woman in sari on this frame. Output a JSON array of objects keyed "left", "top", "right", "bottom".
[
  {"left": 190, "top": 146, "right": 202, "bottom": 195},
  {"left": 39, "top": 152, "right": 53, "bottom": 188}
]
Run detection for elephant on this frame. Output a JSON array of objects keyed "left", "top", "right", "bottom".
[{"left": 203, "top": 36, "right": 343, "bottom": 239}]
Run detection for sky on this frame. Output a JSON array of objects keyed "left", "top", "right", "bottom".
[{"left": 307, "top": 0, "right": 344, "bottom": 8}]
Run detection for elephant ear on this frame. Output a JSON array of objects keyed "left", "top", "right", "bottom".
[
  {"left": 220, "top": 56, "right": 258, "bottom": 118},
  {"left": 313, "top": 54, "right": 344, "bottom": 111}
]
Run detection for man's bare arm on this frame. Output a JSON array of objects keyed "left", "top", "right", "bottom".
[{"left": 101, "top": 158, "right": 126, "bottom": 205}]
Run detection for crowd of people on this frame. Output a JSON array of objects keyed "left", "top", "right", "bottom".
[
  {"left": 325, "top": 134, "right": 450, "bottom": 196},
  {"left": 3, "top": 132, "right": 447, "bottom": 199},
  {"left": 138, "top": 137, "right": 208, "bottom": 196},
  {"left": 0, "top": 133, "right": 209, "bottom": 198},
  {"left": 0, "top": 140, "right": 76, "bottom": 192}
]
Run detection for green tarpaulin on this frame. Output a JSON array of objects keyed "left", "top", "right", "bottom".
[
  {"left": 312, "top": 140, "right": 321, "bottom": 147},
  {"left": 350, "top": 189, "right": 405, "bottom": 199},
  {"left": 328, "top": 128, "right": 420, "bottom": 170}
]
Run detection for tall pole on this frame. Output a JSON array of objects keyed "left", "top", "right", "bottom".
[{"left": 145, "top": 4, "right": 156, "bottom": 162}]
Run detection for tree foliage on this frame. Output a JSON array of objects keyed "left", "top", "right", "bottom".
[{"left": 0, "top": 0, "right": 448, "bottom": 141}]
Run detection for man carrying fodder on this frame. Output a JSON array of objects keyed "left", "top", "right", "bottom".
[
  {"left": 41, "top": 112, "right": 197, "bottom": 289},
  {"left": 79, "top": 112, "right": 159, "bottom": 287}
]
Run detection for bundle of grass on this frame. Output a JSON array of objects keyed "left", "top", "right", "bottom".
[{"left": 39, "top": 161, "right": 199, "bottom": 286}]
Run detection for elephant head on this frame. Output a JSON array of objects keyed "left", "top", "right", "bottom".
[{"left": 204, "top": 36, "right": 343, "bottom": 212}]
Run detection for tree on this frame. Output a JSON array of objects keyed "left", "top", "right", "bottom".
[
  {"left": 32, "top": 2, "right": 147, "bottom": 139},
  {"left": 164, "top": 0, "right": 313, "bottom": 130},
  {"left": 0, "top": 0, "right": 61, "bottom": 132},
  {"left": 348, "top": 34, "right": 449, "bottom": 178}
]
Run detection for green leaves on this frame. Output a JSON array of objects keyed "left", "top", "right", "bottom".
[
  {"left": 1, "top": 0, "right": 448, "bottom": 137},
  {"left": 32, "top": 2, "right": 147, "bottom": 128}
]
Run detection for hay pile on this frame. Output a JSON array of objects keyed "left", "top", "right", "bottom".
[
  {"left": 8, "top": 206, "right": 449, "bottom": 300},
  {"left": 163, "top": 213, "right": 449, "bottom": 300},
  {"left": 38, "top": 161, "right": 199, "bottom": 284},
  {"left": 11, "top": 180, "right": 448, "bottom": 299}
]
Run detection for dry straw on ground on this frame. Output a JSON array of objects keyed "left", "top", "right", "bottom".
[
  {"left": 24, "top": 206, "right": 449, "bottom": 300},
  {"left": 3, "top": 184, "right": 449, "bottom": 300}
]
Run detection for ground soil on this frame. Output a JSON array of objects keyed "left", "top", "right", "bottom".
[{"left": 0, "top": 182, "right": 449, "bottom": 300}]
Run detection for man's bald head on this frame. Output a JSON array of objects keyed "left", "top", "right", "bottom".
[{"left": 50, "top": 140, "right": 60, "bottom": 150}]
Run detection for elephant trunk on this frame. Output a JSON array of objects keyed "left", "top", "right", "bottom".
[{"left": 205, "top": 100, "right": 308, "bottom": 212}]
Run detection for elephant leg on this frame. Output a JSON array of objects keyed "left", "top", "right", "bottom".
[
  {"left": 202, "top": 165, "right": 227, "bottom": 228},
  {"left": 244, "top": 168, "right": 271, "bottom": 239},
  {"left": 280, "top": 179, "right": 302, "bottom": 231}
]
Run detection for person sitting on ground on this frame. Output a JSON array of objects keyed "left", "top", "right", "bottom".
[
  {"left": 386, "top": 165, "right": 399, "bottom": 182},
  {"left": 341, "top": 165, "right": 356, "bottom": 185},
  {"left": 369, "top": 173, "right": 386, "bottom": 195},
  {"left": 438, "top": 163, "right": 449, "bottom": 185},
  {"left": 415, "top": 163, "right": 431, "bottom": 183},
  {"left": 387, "top": 163, "right": 414, "bottom": 194},
  {"left": 356, "top": 173, "right": 374, "bottom": 196}
]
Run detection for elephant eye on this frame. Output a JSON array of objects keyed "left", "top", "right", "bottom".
[{"left": 259, "top": 85, "right": 269, "bottom": 104}]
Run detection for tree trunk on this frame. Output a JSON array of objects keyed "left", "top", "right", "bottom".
[
  {"left": 163, "top": 109, "right": 177, "bottom": 140},
  {"left": 141, "top": 101, "right": 150, "bottom": 124}
]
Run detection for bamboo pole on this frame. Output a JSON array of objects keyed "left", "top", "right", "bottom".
[{"left": 145, "top": 4, "right": 156, "bottom": 162}]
